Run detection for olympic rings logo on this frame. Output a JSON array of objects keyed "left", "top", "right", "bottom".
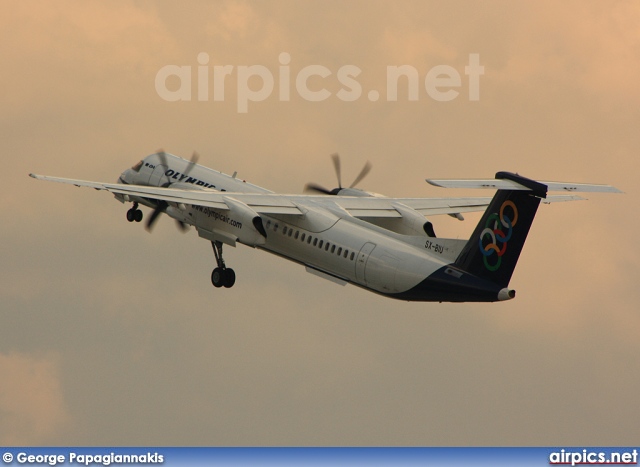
[{"left": 478, "top": 200, "right": 519, "bottom": 271}]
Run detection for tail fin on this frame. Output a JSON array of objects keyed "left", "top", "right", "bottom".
[{"left": 454, "top": 172, "right": 547, "bottom": 288}]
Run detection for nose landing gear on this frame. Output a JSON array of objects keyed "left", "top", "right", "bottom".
[
  {"left": 126, "top": 202, "right": 143, "bottom": 222},
  {"left": 211, "top": 241, "right": 236, "bottom": 288}
]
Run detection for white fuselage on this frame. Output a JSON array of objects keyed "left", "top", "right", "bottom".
[{"left": 119, "top": 153, "right": 458, "bottom": 297}]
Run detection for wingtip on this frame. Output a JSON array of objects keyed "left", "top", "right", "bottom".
[{"left": 425, "top": 179, "right": 445, "bottom": 188}]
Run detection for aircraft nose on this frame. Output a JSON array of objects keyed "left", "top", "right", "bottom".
[{"left": 118, "top": 168, "right": 134, "bottom": 184}]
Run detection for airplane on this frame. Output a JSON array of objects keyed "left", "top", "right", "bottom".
[{"left": 29, "top": 151, "right": 621, "bottom": 302}]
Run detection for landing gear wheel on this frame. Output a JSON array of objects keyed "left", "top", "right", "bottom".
[
  {"left": 211, "top": 268, "right": 236, "bottom": 288},
  {"left": 126, "top": 208, "right": 136, "bottom": 222},
  {"left": 210, "top": 241, "right": 237, "bottom": 289},
  {"left": 126, "top": 203, "right": 143, "bottom": 223},
  {"left": 211, "top": 268, "right": 225, "bottom": 288},
  {"left": 223, "top": 268, "right": 235, "bottom": 288}
]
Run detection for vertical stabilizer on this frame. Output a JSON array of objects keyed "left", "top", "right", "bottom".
[{"left": 454, "top": 172, "right": 547, "bottom": 288}]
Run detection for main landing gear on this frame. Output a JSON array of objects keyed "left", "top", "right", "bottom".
[
  {"left": 126, "top": 202, "right": 143, "bottom": 223},
  {"left": 210, "top": 241, "right": 236, "bottom": 288}
]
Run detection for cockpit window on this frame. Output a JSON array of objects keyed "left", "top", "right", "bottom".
[{"left": 131, "top": 160, "right": 143, "bottom": 172}]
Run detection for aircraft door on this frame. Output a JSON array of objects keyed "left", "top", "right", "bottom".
[
  {"left": 148, "top": 164, "right": 169, "bottom": 186},
  {"left": 355, "top": 242, "right": 376, "bottom": 284}
]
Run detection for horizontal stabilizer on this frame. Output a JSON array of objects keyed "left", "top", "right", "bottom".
[{"left": 427, "top": 177, "right": 622, "bottom": 194}]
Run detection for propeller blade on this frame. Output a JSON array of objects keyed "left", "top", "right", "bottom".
[
  {"left": 304, "top": 183, "right": 334, "bottom": 195},
  {"left": 183, "top": 151, "right": 199, "bottom": 177},
  {"left": 176, "top": 220, "right": 190, "bottom": 232},
  {"left": 156, "top": 148, "right": 168, "bottom": 168},
  {"left": 145, "top": 208, "right": 163, "bottom": 231},
  {"left": 154, "top": 149, "right": 173, "bottom": 187},
  {"left": 146, "top": 204, "right": 190, "bottom": 233},
  {"left": 331, "top": 153, "right": 342, "bottom": 188},
  {"left": 304, "top": 153, "right": 372, "bottom": 195},
  {"left": 145, "top": 201, "right": 167, "bottom": 232},
  {"left": 349, "top": 161, "right": 372, "bottom": 188}
]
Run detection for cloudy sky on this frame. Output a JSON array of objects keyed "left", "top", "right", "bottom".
[{"left": 2, "top": 1, "right": 639, "bottom": 446}]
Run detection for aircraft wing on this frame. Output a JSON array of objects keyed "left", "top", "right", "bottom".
[
  {"left": 28, "top": 174, "right": 585, "bottom": 219},
  {"left": 29, "top": 174, "right": 302, "bottom": 214}
]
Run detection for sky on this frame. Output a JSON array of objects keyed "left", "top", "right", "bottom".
[{"left": 1, "top": 0, "right": 639, "bottom": 446}]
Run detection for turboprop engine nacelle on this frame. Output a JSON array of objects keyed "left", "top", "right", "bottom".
[
  {"left": 216, "top": 196, "right": 267, "bottom": 246},
  {"left": 367, "top": 202, "right": 436, "bottom": 237},
  {"left": 392, "top": 203, "right": 435, "bottom": 236},
  {"left": 223, "top": 196, "right": 267, "bottom": 246}
]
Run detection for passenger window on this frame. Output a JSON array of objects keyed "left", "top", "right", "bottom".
[
  {"left": 313, "top": 238, "right": 318, "bottom": 246},
  {"left": 344, "top": 250, "right": 348, "bottom": 258},
  {"left": 288, "top": 229, "right": 293, "bottom": 237},
  {"left": 350, "top": 252, "right": 355, "bottom": 260},
  {"left": 318, "top": 240, "right": 323, "bottom": 249},
  {"left": 337, "top": 247, "right": 342, "bottom": 256},
  {"left": 282, "top": 226, "right": 288, "bottom": 235},
  {"left": 294, "top": 231, "right": 299, "bottom": 239},
  {"left": 325, "top": 243, "right": 330, "bottom": 251}
]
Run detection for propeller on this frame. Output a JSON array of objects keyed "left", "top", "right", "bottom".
[
  {"left": 304, "top": 153, "right": 372, "bottom": 195},
  {"left": 146, "top": 150, "right": 199, "bottom": 232},
  {"left": 332, "top": 153, "right": 342, "bottom": 189}
]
